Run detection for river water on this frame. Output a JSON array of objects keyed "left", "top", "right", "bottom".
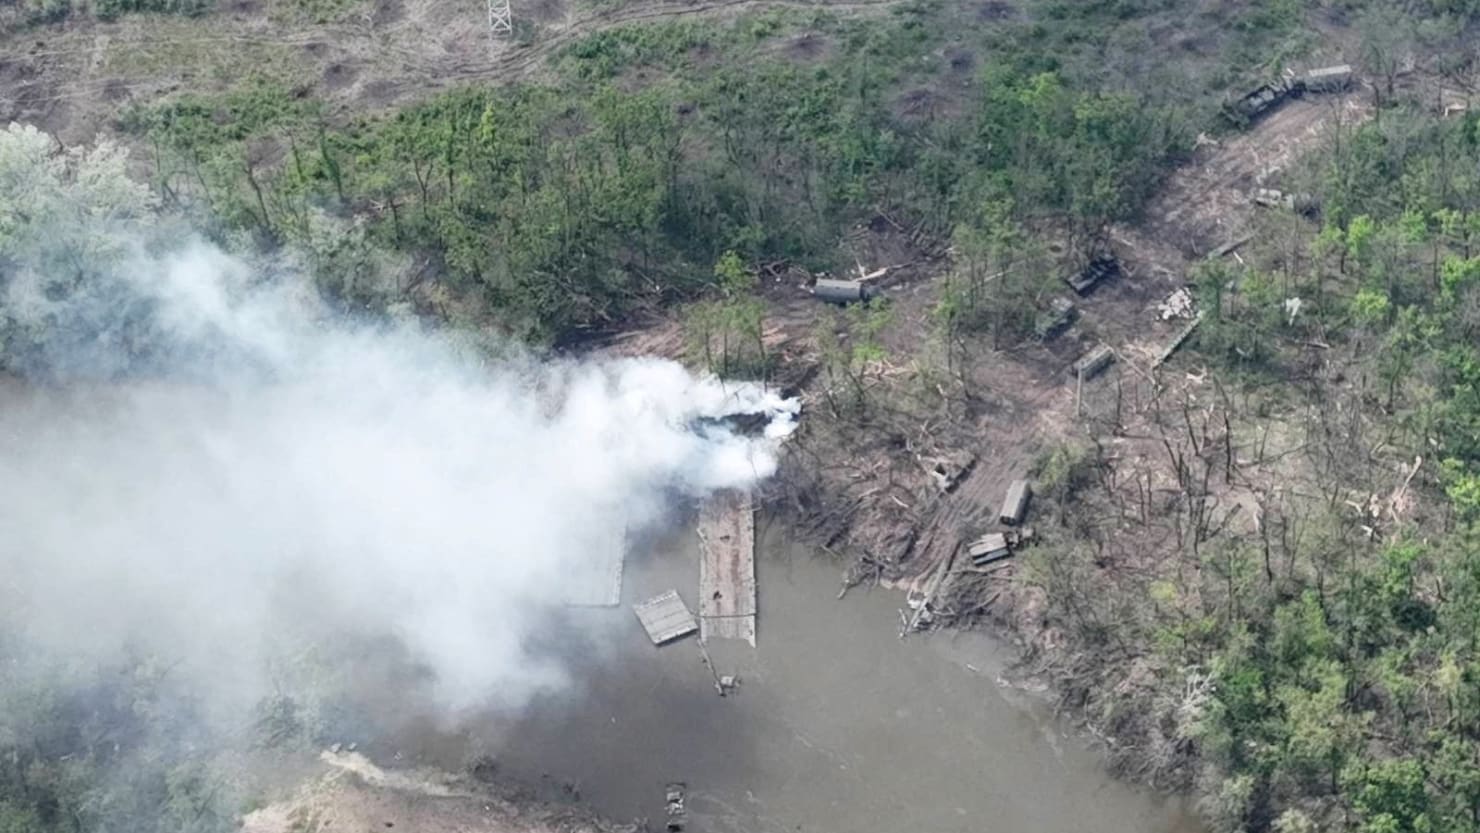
[{"left": 403, "top": 512, "right": 1204, "bottom": 833}]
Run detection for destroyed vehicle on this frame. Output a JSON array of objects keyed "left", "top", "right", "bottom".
[
  {"left": 999, "top": 479, "right": 1031, "bottom": 526},
  {"left": 1073, "top": 343, "right": 1114, "bottom": 380},
  {"left": 968, "top": 527, "right": 1035, "bottom": 567},
  {"left": 1252, "top": 188, "right": 1318, "bottom": 216},
  {"left": 664, "top": 782, "right": 687, "bottom": 832},
  {"left": 1064, "top": 254, "right": 1119, "bottom": 295},
  {"left": 1223, "top": 78, "right": 1293, "bottom": 126},
  {"left": 813, "top": 278, "right": 876, "bottom": 304},
  {"left": 1033, "top": 297, "right": 1077, "bottom": 340}
]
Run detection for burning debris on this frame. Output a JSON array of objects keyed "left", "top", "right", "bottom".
[{"left": 688, "top": 386, "right": 801, "bottom": 439}]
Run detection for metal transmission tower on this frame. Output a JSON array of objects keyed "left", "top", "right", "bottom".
[{"left": 487, "top": 0, "right": 512, "bottom": 40}]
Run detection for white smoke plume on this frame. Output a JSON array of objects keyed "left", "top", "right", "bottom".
[{"left": 0, "top": 124, "right": 796, "bottom": 716}]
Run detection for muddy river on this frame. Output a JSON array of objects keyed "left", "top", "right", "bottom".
[{"left": 393, "top": 513, "right": 1202, "bottom": 833}]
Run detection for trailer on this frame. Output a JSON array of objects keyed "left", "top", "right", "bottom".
[
  {"left": 999, "top": 479, "right": 1031, "bottom": 526},
  {"left": 1073, "top": 344, "right": 1115, "bottom": 380},
  {"left": 1303, "top": 64, "right": 1353, "bottom": 93}
]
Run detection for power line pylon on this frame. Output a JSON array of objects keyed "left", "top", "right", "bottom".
[{"left": 487, "top": 0, "right": 512, "bottom": 40}]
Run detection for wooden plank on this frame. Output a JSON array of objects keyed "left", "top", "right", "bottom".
[
  {"left": 698, "top": 490, "right": 756, "bottom": 646},
  {"left": 633, "top": 590, "right": 698, "bottom": 645}
]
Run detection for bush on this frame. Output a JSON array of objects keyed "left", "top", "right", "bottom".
[
  {"left": 93, "top": 0, "right": 211, "bottom": 20},
  {"left": 19, "top": 0, "right": 74, "bottom": 23}
]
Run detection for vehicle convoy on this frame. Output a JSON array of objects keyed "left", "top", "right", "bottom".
[{"left": 1223, "top": 64, "right": 1354, "bottom": 124}]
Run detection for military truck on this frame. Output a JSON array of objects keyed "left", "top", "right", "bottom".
[
  {"left": 1033, "top": 297, "right": 1077, "bottom": 340},
  {"left": 1253, "top": 187, "right": 1319, "bottom": 215},
  {"left": 1073, "top": 343, "right": 1115, "bottom": 380},
  {"left": 1224, "top": 65, "right": 1355, "bottom": 126},
  {"left": 1223, "top": 78, "right": 1294, "bottom": 126}
]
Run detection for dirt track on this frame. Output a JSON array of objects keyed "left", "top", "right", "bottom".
[{"left": 1105, "top": 90, "right": 1369, "bottom": 366}]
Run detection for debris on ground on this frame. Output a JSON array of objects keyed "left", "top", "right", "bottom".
[
  {"left": 900, "top": 562, "right": 945, "bottom": 635},
  {"left": 921, "top": 450, "right": 977, "bottom": 494},
  {"left": 664, "top": 783, "right": 687, "bottom": 832},
  {"left": 1156, "top": 287, "right": 1197, "bottom": 321},
  {"left": 1206, "top": 235, "right": 1254, "bottom": 259},
  {"left": 1284, "top": 297, "right": 1304, "bottom": 326}
]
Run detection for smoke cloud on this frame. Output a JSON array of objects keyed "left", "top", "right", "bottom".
[{"left": 0, "top": 127, "right": 796, "bottom": 717}]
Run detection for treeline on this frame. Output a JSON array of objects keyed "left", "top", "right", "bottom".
[
  {"left": 3, "top": 0, "right": 209, "bottom": 28},
  {"left": 1024, "top": 92, "right": 1480, "bottom": 832},
  {"left": 124, "top": 7, "right": 1190, "bottom": 339}
]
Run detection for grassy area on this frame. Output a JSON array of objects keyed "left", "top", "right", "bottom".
[{"left": 118, "top": 0, "right": 1272, "bottom": 339}]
